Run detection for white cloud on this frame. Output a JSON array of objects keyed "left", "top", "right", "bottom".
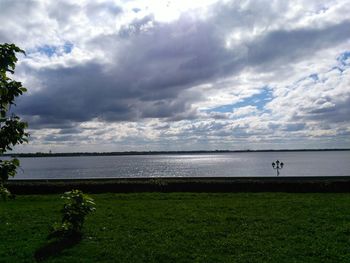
[
  {"left": 1, "top": 0, "right": 350, "bottom": 151},
  {"left": 232, "top": 106, "right": 258, "bottom": 117}
]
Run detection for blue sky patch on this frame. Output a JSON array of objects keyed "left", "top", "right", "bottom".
[
  {"left": 37, "top": 45, "right": 57, "bottom": 57},
  {"left": 36, "top": 42, "right": 73, "bottom": 57},
  {"left": 337, "top": 51, "right": 350, "bottom": 65},
  {"left": 309, "top": 73, "right": 319, "bottom": 81},
  {"left": 208, "top": 87, "right": 273, "bottom": 113},
  {"left": 63, "top": 42, "right": 74, "bottom": 54}
]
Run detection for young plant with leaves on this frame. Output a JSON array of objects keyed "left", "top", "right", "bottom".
[
  {"left": 49, "top": 190, "right": 96, "bottom": 239},
  {"left": 0, "top": 43, "right": 29, "bottom": 200}
]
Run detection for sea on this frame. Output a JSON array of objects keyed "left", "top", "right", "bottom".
[{"left": 8, "top": 151, "right": 350, "bottom": 180}]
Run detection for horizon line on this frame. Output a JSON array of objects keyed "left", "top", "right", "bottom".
[{"left": 4, "top": 148, "right": 350, "bottom": 156}]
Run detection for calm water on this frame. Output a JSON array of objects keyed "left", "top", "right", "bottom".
[{"left": 9, "top": 151, "right": 350, "bottom": 180}]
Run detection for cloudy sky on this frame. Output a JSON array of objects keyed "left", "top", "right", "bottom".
[{"left": 1, "top": 0, "right": 350, "bottom": 152}]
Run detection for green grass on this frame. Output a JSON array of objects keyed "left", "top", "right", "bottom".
[{"left": 1, "top": 193, "right": 350, "bottom": 262}]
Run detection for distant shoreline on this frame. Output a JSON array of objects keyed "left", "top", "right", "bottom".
[{"left": 2, "top": 148, "right": 350, "bottom": 158}]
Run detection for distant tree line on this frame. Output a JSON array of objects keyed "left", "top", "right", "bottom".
[{"left": 2, "top": 148, "right": 349, "bottom": 158}]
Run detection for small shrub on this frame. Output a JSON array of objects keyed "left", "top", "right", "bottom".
[
  {"left": 0, "top": 159, "right": 19, "bottom": 200},
  {"left": 0, "top": 184, "right": 11, "bottom": 200},
  {"left": 49, "top": 189, "right": 95, "bottom": 239}
]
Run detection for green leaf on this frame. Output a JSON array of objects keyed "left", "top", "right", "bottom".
[{"left": 0, "top": 43, "right": 28, "bottom": 194}]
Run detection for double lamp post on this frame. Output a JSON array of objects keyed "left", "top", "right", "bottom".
[{"left": 272, "top": 160, "right": 284, "bottom": 176}]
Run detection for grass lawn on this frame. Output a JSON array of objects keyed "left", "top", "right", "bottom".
[{"left": 1, "top": 192, "right": 350, "bottom": 262}]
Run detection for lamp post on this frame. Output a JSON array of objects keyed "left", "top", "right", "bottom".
[{"left": 272, "top": 160, "right": 284, "bottom": 176}]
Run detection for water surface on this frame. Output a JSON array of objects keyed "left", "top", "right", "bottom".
[{"left": 10, "top": 151, "right": 350, "bottom": 179}]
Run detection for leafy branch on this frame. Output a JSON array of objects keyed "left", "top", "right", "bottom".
[{"left": 0, "top": 43, "right": 29, "bottom": 200}]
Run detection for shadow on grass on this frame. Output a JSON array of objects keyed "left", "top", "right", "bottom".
[{"left": 34, "top": 234, "right": 82, "bottom": 262}]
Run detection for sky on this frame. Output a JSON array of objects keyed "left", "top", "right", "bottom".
[{"left": 0, "top": 0, "right": 350, "bottom": 152}]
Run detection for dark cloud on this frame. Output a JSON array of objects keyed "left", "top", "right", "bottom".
[
  {"left": 281, "top": 123, "right": 306, "bottom": 132},
  {"left": 58, "top": 127, "right": 83, "bottom": 134},
  {"left": 246, "top": 21, "right": 350, "bottom": 70},
  {"left": 307, "top": 96, "right": 350, "bottom": 123},
  {"left": 15, "top": 3, "right": 350, "bottom": 129},
  {"left": 1, "top": 0, "right": 349, "bottom": 151},
  {"left": 43, "top": 134, "right": 77, "bottom": 142},
  {"left": 0, "top": 0, "right": 41, "bottom": 44}
]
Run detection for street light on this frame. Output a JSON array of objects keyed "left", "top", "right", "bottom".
[{"left": 272, "top": 160, "right": 284, "bottom": 176}]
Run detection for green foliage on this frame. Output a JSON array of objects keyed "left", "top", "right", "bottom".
[
  {"left": 49, "top": 190, "right": 96, "bottom": 238},
  {"left": 0, "top": 158, "right": 20, "bottom": 180},
  {"left": 0, "top": 183, "right": 12, "bottom": 200},
  {"left": 0, "top": 43, "right": 28, "bottom": 200}
]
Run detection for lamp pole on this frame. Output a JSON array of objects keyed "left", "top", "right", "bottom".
[{"left": 272, "top": 160, "right": 284, "bottom": 176}]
